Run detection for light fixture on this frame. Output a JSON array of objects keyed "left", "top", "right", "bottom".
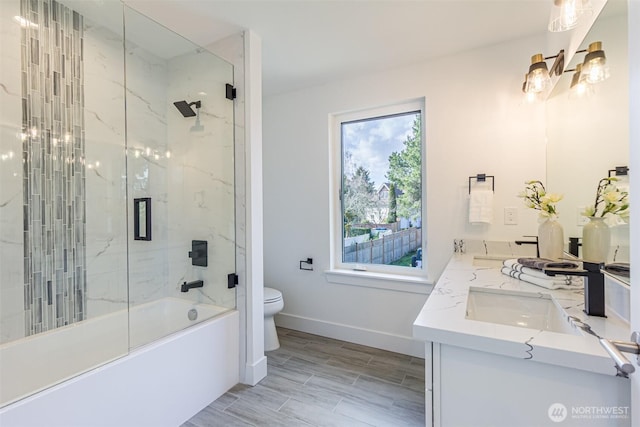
[
  {"left": 521, "top": 41, "right": 608, "bottom": 99},
  {"left": 524, "top": 54, "right": 551, "bottom": 94},
  {"left": 581, "top": 41, "right": 610, "bottom": 84},
  {"left": 522, "top": 51, "right": 564, "bottom": 95},
  {"left": 569, "top": 64, "right": 594, "bottom": 98},
  {"left": 548, "top": 0, "right": 593, "bottom": 32}
]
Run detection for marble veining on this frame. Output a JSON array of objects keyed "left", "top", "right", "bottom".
[
  {"left": 84, "top": 108, "right": 122, "bottom": 136},
  {"left": 0, "top": 192, "right": 18, "bottom": 208},
  {"left": 524, "top": 336, "right": 536, "bottom": 359},
  {"left": 413, "top": 253, "right": 631, "bottom": 376},
  {"left": 0, "top": 83, "right": 19, "bottom": 97}
]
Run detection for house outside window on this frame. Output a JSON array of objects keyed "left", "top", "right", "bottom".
[{"left": 330, "top": 99, "right": 425, "bottom": 277}]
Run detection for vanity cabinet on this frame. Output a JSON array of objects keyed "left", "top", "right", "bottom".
[
  {"left": 414, "top": 253, "right": 632, "bottom": 427},
  {"left": 424, "top": 342, "right": 630, "bottom": 427}
]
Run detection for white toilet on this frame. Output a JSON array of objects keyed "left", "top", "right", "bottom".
[{"left": 263, "top": 287, "right": 284, "bottom": 351}]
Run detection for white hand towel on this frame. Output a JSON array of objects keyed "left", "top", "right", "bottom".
[
  {"left": 501, "top": 267, "right": 582, "bottom": 290},
  {"left": 468, "top": 189, "right": 493, "bottom": 224},
  {"left": 503, "top": 259, "right": 583, "bottom": 284}
]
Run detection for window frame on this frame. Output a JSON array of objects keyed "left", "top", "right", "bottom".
[{"left": 329, "top": 98, "right": 427, "bottom": 280}]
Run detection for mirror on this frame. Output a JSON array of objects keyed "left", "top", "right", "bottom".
[
  {"left": 134, "top": 198, "right": 152, "bottom": 241},
  {"left": 546, "top": 0, "right": 629, "bottom": 271}
]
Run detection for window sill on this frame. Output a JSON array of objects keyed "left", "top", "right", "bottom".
[{"left": 324, "top": 269, "right": 433, "bottom": 294}]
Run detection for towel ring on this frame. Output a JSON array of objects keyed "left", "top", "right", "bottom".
[
  {"left": 469, "top": 174, "right": 495, "bottom": 194},
  {"left": 608, "top": 166, "right": 629, "bottom": 177}
]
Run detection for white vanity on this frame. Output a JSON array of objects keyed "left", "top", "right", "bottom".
[{"left": 413, "top": 253, "right": 631, "bottom": 427}]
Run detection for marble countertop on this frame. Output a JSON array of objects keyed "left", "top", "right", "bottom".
[{"left": 413, "top": 253, "right": 631, "bottom": 376}]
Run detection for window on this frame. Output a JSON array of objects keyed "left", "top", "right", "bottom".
[{"left": 330, "top": 99, "right": 425, "bottom": 277}]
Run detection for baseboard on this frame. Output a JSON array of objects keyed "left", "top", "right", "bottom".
[
  {"left": 242, "top": 355, "right": 267, "bottom": 386},
  {"left": 275, "top": 313, "right": 425, "bottom": 358}
]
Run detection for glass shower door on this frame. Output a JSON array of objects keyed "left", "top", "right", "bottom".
[
  {"left": 123, "top": 6, "right": 236, "bottom": 349},
  {"left": 0, "top": 0, "right": 129, "bottom": 407}
]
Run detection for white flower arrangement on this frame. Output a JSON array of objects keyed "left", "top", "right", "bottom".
[
  {"left": 518, "top": 180, "right": 563, "bottom": 218},
  {"left": 582, "top": 177, "right": 629, "bottom": 220}
]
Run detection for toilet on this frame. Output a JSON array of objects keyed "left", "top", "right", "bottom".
[{"left": 263, "top": 287, "right": 284, "bottom": 351}]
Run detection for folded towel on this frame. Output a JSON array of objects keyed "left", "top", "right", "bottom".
[
  {"left": 604, "top": 262, "right": 630, "bottom": 278},
  {"left": 503, "top": 259, "right": 582, "bottom": 283},
  {"left": 468, "top": 189, "right": 493, "bottom": 224},
  {"left": 503, "top": 259, "right": 565, "bottom": 280},
  {"left": 516, "top": 257, "right": 580, "bottom": 271},
  {"left": 501, "top": 267, "right": 583, "bottom": 290}
]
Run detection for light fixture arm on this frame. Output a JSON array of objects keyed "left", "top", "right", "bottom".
[
  {"left": 522, "top": 46, "right": 597, "bottom": 94},
  {"left": 543, "top": 47, "right": 591, "bottom": 73},
  {"left": 547, "top": 49, "right": 565, "bottom": 76}
]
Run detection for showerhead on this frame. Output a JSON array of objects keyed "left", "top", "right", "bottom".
[{"left": 173, "top": 100, "right": 201, "bottom": 117}]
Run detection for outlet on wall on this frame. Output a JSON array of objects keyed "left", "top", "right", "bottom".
[{"left": 504, "top": 207, "right": 518, "bottom": 225}]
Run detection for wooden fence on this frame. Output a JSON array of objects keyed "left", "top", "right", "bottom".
[{"left": 343, "top": 227, "right": 421, "bottom": 265}]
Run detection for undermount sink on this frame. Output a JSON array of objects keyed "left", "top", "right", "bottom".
[
  {"left": 465, "top": 287, "right": 581, "bottom": 335},
  {"left": 472, "top": 255, "right": 509, "bottom": 268}
]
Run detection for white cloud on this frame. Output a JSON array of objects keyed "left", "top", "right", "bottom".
[{"left": 343, "top": 112, "right": 418, "bottom": 186}]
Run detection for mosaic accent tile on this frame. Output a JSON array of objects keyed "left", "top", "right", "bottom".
[{"left": 21, "top": 0, "right": 86, "bottom": 336}]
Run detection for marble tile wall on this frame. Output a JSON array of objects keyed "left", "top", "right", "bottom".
[
  {"left": 165, "top": 47, "right": 236, "bottom": 309},
  {"left": 123, "top": 7, "right": 237, "bottom": 311},
  {"left": 1, "top": 0, "right": 238, "bottom": 343},
  {"left": 123, "top": 27, "right": 171, "bottom": 307},
  {"left": 82, "top": 11, "right": 128, "bottom": 318},
  {"left": 0, "top": 0, "right": 26, "bottom": 343}
]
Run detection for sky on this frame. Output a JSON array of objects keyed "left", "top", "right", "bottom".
[{"left": 342, "top": 111, "right": 419, "bottom": 188}]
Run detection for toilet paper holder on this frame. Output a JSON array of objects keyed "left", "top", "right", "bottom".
[{"left": 299, "top": 258, "right": 313, "bottom": 271}]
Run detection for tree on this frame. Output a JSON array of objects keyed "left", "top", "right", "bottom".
[
  {"left": 386, "top": 117, "right": 421, "bottom": 221},
  {"left": 387, "top": 182, "right": 397, "bottom": 223},
  {"left": 343, "top": 163, "right": 376, "bottom": 235}
]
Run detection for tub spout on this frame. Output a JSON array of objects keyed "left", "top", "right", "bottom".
[{"left": 181, "top": 280, "right": 204, "bottom": 292}]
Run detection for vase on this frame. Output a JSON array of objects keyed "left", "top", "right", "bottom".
[
  {"left": 582, "top": 216, "right": 610, "bottom": 262},
  {"left": 538, "top": 216, "right": 564, "bottom": 259}
]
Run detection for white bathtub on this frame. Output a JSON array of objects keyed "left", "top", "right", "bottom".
[
  {"left": 129, "top": 297, "right": 230, "bottom": 349},
  {"left": 0, "top": 298, "right": 239, "bottom": 427}
]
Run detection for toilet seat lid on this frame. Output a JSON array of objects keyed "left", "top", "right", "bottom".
[{"left": 264, "top": 287, "right": 282, "bottom": 303}]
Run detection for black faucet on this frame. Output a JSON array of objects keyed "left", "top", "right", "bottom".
[
  {"left": 515, "top": 235, "right": 540, "bottom": 257},
  {"left": 568, "top": 237, "right": 582, "bottom": 257},
  {"left": 181, "top": 280, "right": 204, "bottom": 292},
  {"left": 544, "top": 261, "right": 606, "bottom": 317}
]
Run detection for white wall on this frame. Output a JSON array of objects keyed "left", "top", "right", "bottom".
[{"left": 263, "top": 33, "right": 549, "bottom": 356}]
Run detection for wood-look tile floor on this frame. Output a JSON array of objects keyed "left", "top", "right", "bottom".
[{"left": 182, "top": 327, "right": 425, "bottom": 427}]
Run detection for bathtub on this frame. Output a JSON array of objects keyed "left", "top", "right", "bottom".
[
  {"left": 129, "top": 297, "right": 230, "bottom": 349},
  {"left": 0, "top": 298, "right": 239, "bottom": 427}
]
